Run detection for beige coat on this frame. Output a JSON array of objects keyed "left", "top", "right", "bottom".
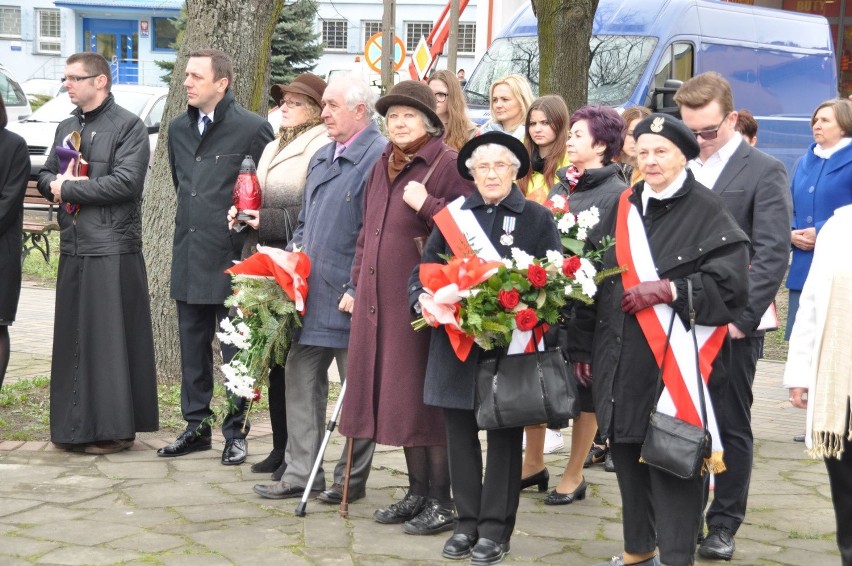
[{"left": 241, "top": 123, "right": 330, "bottom": 256}]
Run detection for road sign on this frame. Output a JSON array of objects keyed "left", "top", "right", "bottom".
[
  {"left": 364, "top": 32, "right": 406, "bottom": 74},
  {"left": 411, "top": 36, "right": 433, "bottom": 80}
]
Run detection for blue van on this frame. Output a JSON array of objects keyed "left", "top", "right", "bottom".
[{"left": 464, "top": 0, "right": 836, "bottom": 172}]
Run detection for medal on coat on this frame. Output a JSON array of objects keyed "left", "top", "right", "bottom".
[{"left": 500, "top": 216, "right": 516, "bottom": 246}]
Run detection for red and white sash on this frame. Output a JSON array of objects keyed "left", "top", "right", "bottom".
[
  {"left": 614, "top": 190, "right": 726, "bottom": 472},
  {"left": 434, "top": 196, "right": 547, "bottom": 354}
]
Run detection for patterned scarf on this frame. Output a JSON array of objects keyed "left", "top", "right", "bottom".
[
  {"left": 275, "top": 118, "right": 323, "bottom": 155},
  {"left": 388, "top": 134, "right": 432, "bottom": 182},
  {"left": 562, "top": 165, "right": 583, "bottom": 194}
]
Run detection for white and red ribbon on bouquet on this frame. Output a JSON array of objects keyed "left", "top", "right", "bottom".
[
  {"left": 226, "top": 245, "right": 311, "bottom": 314},
  {"left": 419, "top": 256, "right": 503, "bottom": 361}
]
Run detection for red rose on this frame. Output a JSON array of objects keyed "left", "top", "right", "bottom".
[
  {"left": 497, "top": 289, "right": 521, "bottom": 310},
  {"left": 562, "top": 255, "right": 582, "bottom": 278},
  {"left": 515, "top": 308, "right": 539, "bottom": 331},
  {"left": 527, "top": 264, "right": 548, "bottom": 288},
  {"left": 252, "top": 388, "right": 262, "bottom": 402}
]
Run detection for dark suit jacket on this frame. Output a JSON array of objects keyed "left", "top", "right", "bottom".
[{"left": 701, "top": 139, "right": 791, "bottom": 336}]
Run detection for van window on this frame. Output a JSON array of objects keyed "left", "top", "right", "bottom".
[
  {"left": 0, "top": 70, "right": 27, "bottom": 107},
  {"left": 464, "top": 35, "right": 657, "bottom": 108},
  {"left": 652, "top": 42, "right": 694, "bottom": 94}
]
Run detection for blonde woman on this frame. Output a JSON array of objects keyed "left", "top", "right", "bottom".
[{"left": 478, "top": 74, "right": 534, "bottom": 139}]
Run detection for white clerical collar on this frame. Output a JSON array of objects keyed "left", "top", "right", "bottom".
[
  {"left": 641, "top": 169, "right": 687, "bottom": 214},
  {"left": 814, "top": 136, "right": 852, "bottom": 160}
]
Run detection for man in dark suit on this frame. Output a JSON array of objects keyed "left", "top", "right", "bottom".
[
  {"left": 161, "top": 48, "right": 274, "bottom": 465},
  {"left": 675, "top": 72, "right": 792, "bottom": 561},
  {"left": 253, "top": 75, "right": 384, "bottom": 501}
]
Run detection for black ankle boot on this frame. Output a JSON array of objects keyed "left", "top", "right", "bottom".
[
  {"left": 271, "top": 458, "right": 287, "bottom": 481},
  {"left": 250, "top": 448, "right": 285, "bottom": 474}
]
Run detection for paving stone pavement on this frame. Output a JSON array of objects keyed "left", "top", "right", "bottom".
[{"left": 0, "top": 285, "right": 841, "bottom": 565}]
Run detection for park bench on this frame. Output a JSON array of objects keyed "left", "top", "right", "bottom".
[{"left": 22, "top": 180, "right": 59, "bottom": 264}]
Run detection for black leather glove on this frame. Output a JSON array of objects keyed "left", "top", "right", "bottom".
[
  {"left": 573, "top": 361, "right": 592, "bottom": 387},
  {"left": 621, "top": 279, "right": 674, "bottom": 315}
]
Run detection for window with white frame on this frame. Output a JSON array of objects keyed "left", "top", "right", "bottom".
[
  {"left": 36, "top": 9, "right": 61, "bottom": 54},
  {"left": 363, "top": 20, "right": 381, "bottom": 45},
  {"left": 322, "top": 19, "right": 348, "bottom": 51},
  {"left": 0, "top": 6, "right": 21, "bottom": 38},
  {"left": 457, "top": 23, "right": 476, "bottom": 54},
  {"left": 406, "top": 22, "right": 433, "bottom": 53}
]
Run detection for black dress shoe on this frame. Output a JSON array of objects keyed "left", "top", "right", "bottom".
[
  {"left": 544, "top": 478, "right": 587, "bottom": 505},
  {"left": 584, "top": 444, "right": 608, "bottom": 468},
  {"left": 221, "top": 438, "right": 248, "bottom": 465},
  {"left": 157, "top": 431, "right": 212, "bottom": 457},
  {"left": 470, "top": 537, "right": 509, "bottom": 566},
  {"left": 441, "top": 533, "right": 477, "bottom": 560},
  {"left": 793, "top": 433, "right": 806, "bottom": 442},
  {"left": 519, "top": 468, "right": 549, "bottom": 492},
  {"left": 253, "top": 481, "right": 307, "bottom": 499},
  {"left": 698, "top": 526, "right": 735, "bottom": 560},
  {"left": 402, "top": 497, "right": 455, "bottom": 535},
  {"left": 604, "top": 450, "right": 616, "bottom": 472},
  {"left": 373, "top": 492, "right": 426, "bottom": 524},
  {"left": 317, "top": 482, "right": 366, "bottom": 504},
  {"left": 250, "top": 447, "right": 285, "bottom": 473}
]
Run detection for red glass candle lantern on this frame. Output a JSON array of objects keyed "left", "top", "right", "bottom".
[{"left": 233, "top": 155, "right": 261, "bottom": 221}]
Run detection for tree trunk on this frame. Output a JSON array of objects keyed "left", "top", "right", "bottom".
[
  {"left": 532, "top": 0, "right": 599, "bottom": 112},
  {"left": 142, "top": 0, "right": 283, "bottom": 385}
]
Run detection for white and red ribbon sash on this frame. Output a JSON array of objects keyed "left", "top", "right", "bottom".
[{"left": 614, "top": 190, "right": 726, "bottom": 471}]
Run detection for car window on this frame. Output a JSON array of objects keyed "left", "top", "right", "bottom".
[
  {"left": 0, "top": 70, "right": 28, "bottom": 107},
  {"left": 145, "top": 96, "right": 166, "bottom": 126},
  {"left": 111, "top": 91, "right": 154, "bottom": 116}
]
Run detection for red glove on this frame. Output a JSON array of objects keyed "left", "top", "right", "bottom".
[
  {"left": 621, "top": 279, "right": 674, "bottom": 315},
  {"left": 573, "top": 362, "right": 592, "bottom": 387}
]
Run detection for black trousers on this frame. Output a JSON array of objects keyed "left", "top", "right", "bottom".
[
  {"left": 176, "top": 301, "right": 249, "bottom": 439},
  {"left": 825, "top": 419, "right": 852, "bottom": 566},
  {"left": 444, "top": 408, "right": 523, "bottom": 544},
  {"left": 705, "top": 336, "right": 762, "bottom": 534},
  {"left": 611, "top": 442, "right": 703, "bottom": 566},
  {"left": 267, "top": 365, "right": 287, "bottom": 449}
]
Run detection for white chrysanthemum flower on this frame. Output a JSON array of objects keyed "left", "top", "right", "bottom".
[
  {"left": 545, "top": 249, "right": 564, "bottom": 265},
  {"left": 502, "top": 257, "right": 514, "bottom": 269},
  {"left": 576, "top": 227, "right": 588, "bottom": 241},
  {"left": 577, "top": 207, "right": 600, "bottom": 229},
  {"left": 222, "top": 361, "right": 255, "bottom": 398},
  {"left": 510, "top": 248, "right": 535, "bottom": 270},
  {"left": 550, "top": 194, "right": 567, "bottom": 210},
  {"left": 235, "top": 307, "right": 244, "bottom": 319},
  {"left": 220, "top": 317, "right": 235, "bottom": 333},
  {"left": 557, "top": 214, "right": 576, "bottom": 234},
  {"left": 578, "top": 257, "right": 596, "bottom": 278}
]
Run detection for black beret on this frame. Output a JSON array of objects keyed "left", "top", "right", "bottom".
[
  {"left": 632, "top": 113, "right": 700, "bottom": 161},
  {"left": 456, "top": 131, "right": 530, "bottom": 180}
]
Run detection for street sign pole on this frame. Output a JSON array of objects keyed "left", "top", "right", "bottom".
[
  {"left": 447, "top": 0, "right": 460, "bottom": 73},
  {"left": 381, "top": 0, "right": 396, "bottom": 94}
]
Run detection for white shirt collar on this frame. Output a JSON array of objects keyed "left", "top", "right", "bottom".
[
  {"left": 641, "top": 169, "right": 687, "bottom": 214},
  {"left": 688, "top": 134, "right": 742, "bottom": 189}
]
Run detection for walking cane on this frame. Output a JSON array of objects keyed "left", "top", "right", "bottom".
[
  {"left": 339, "top": 436, "right": 355, "bottom": 518},
  {"left": 295, "top": 380, "right": 347, "bottom": 517}
]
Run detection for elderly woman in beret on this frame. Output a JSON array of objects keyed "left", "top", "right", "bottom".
[
  {"left": 339, "top": 81, "right": 474, "bottom": 535},
  {"left": 565, "top": 114, "right": 750, "bottom": 566},
  {"left": 227, "top": 73, "right": 329, "bottom": 479},
  {"left": 409, "top": 131, "right": 561, "bottom": 565}
]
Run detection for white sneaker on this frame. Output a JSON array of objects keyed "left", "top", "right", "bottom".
[{"left": 543, "top": 429, "right": 564, "bottom": 454}]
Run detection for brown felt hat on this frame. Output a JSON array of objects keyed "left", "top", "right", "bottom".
[
  {"left": 270, "top": 73, "right": 327, "bottom": 108},
  {"left": 375, "top": 80, "right": 443, "bottom": 133}
]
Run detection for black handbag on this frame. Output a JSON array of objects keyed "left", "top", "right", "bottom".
[
  {"left": 640, "top": 280, "right": 712, "bottom": 480},
  {"left": 475, "top": 346, "right": 579, "bottom": 430}
]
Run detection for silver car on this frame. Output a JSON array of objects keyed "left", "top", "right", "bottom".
[{"left": 8, "top": 84, "right": 167, "bottom": 179}]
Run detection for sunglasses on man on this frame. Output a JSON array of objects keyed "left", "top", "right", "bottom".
[{"left": 690, "top": 112, "right": 730, "bottom": 140}]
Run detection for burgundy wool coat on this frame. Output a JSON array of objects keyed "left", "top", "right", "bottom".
[{"left": 339, "top": 135, "right": 475, "bottom": 446}]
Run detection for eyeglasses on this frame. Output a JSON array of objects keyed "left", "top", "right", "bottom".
[
  {"left": 432, "top": 92, "right": 448, "bottom": 102},
  {"left": 473, "top": 162, "right": 512, "bottom": 176},
  {"left": 690, "top": 113, "right": 730, "bottom": 140},
  {"left": 61, "top": 74, "right": 101, "bottom": 84},
  {"left": 280, "top": 98, "right": 305, "bottom": 108}
]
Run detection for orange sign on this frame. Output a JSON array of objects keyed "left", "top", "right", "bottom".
[{"left": 364, "top": 32, "right": 406, "bottom": 73}]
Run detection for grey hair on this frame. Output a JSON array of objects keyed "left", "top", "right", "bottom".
[
  {"left": 386, "top": 105, "right": 441, "bottom": 137},
  {"left": 464, "top": 143, "right": 521, "bottom": 175},
  {"left": 328, "top": 74, "right": 376, "bottom": 117}
]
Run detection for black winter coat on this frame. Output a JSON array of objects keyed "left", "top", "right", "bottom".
[
  {"left": 0, "top": 128, "right": 30, "bottom": 322},
  {"left": 551, "top": 162, "right": 627, "bottom": 221},
  {"left": 168, "top": 91, "right": 275, "bottom": 304},
  {"left": 410, "top": 186, "right": 562, "bottom": 410},
  {"left": 567, "top": 174, "right": 750, "bottom": 443},
  {"left": 37, "top": 94, "right": 150, "bottom": 256}
]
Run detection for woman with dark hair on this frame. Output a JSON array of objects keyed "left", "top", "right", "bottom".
[
  {"left": 786, "top": 98, "right": 852, "bottom": 340},
  {"left": 618, "top": 106, "right": 652, "bottom": 185},
  {"left": 340, "top": 81, "right": 474, "bottom": 535},
  {"left": 518, "top": 95, "right": 571, "bottom": 204},
  {"left": 429, "top": 69, "right": 476, "bottom": 151},
  {"left": 543, "top": 105, "right": 629, "bottom": 506},
  {"left": 227, "top": 73, "right": 329, "bottom": 479},
  {"left": 0, "top": 96, "right": 31, "bottom": 390}
]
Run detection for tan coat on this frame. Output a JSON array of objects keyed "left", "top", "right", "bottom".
[{"left": 242, "top": 123, "right": 330, "bottom": 256}]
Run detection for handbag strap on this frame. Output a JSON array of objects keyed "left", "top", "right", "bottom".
[
  {"left": 421, "top": 148, "right": 452, "bottom": 186},
  {"left": 651, "top": 280, "right": 708, "bottom": 431}
]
